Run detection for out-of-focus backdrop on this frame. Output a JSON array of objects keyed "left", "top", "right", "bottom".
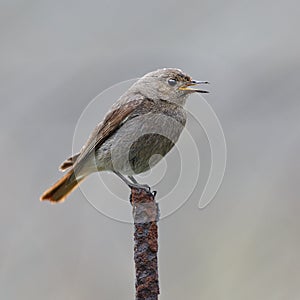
[{"left": 1, "top": 1, "right": 299, "bottom": 299}]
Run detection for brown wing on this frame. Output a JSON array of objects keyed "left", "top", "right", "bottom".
[{"left": 72, "top": 96, "right": 145, "bottom": 169}]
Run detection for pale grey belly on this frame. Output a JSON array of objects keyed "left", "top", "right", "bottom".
[{"left": 96, "top": 113, "right": 185, "bottom": 175}]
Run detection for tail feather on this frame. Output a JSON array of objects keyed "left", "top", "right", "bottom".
[
  {"left": 40, "top": 170, "right": 85, "bottom": 203},
  {"left": 59, "top": 153, "right": 80, "bottom": 171}
]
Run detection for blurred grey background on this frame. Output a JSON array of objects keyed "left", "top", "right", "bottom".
[{"left": 1, "top": 0, "right": 300, "bottom": 299}]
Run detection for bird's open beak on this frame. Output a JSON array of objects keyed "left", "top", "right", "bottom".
[{"left": 179, "top": 80, "right": 209, "bottom": 93}]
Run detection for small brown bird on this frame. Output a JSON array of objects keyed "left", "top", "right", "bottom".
[{"left": 40, "top": 68, "right": 209, "bottom": 203}]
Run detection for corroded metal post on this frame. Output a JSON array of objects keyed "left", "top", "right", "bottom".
[{"left": 130, "top": 188, "right": 159, "bottom": 300}]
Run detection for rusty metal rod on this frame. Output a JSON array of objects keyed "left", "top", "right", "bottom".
[{"left": 130, "top": 188, "right": 160, "bottom": 300}]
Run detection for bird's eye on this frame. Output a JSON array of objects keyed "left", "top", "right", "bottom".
[{"left": 168, "top": 78, "right": 177, "bottom": 86}]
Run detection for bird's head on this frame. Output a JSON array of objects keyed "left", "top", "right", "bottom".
[{"left": 131, "top": 68, "right": 209, "bottom": 105}]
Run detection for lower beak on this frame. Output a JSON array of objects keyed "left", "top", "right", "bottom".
[{"left": 179, "top": 80, "right": 209, "bottom": 93}]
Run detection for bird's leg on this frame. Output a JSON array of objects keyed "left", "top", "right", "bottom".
[
  {"left": 128, "top": 175, "right": 152, "bottom": 191},
  {"left": 128, "top": 175, "right": 138, "bottom": 184},
  {"left": 113, "top": 171, "right": 151, "bottom": 192}
]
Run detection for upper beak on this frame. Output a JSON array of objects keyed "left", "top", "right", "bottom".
[{"left": 179, "top": 80, "right": 209, "bottom": 93}]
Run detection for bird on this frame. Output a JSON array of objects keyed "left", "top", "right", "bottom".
[{"left": 40, "top": 68, "right": 209, "bottom": 203}]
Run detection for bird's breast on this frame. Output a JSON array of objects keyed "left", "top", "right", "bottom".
[{"left": 101, "top": 102, "right": 187, "bottom": 175}]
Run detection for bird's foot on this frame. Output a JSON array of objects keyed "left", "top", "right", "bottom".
[
  {"left": 128, "top": 182, "right": 151, "bottom": 193},
  {"left": 113, "top": 171, "right": 155, "bottom": 195}
]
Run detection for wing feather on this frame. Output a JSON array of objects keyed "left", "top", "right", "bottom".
[{"left": 73, "top": 96, "right": 145, "bottom": 169}]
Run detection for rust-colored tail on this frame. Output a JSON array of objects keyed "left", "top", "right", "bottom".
[{"left": 40, "top": 170, "right": 86, "bottom": 203}]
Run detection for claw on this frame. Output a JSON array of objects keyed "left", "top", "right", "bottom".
[{"left": 128, "top": 182, "right": 151, "bottom": 192}]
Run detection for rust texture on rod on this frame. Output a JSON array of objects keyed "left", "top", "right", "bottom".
[{"left": 130, "top": 188, "right": 159, "bottom": 300}]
